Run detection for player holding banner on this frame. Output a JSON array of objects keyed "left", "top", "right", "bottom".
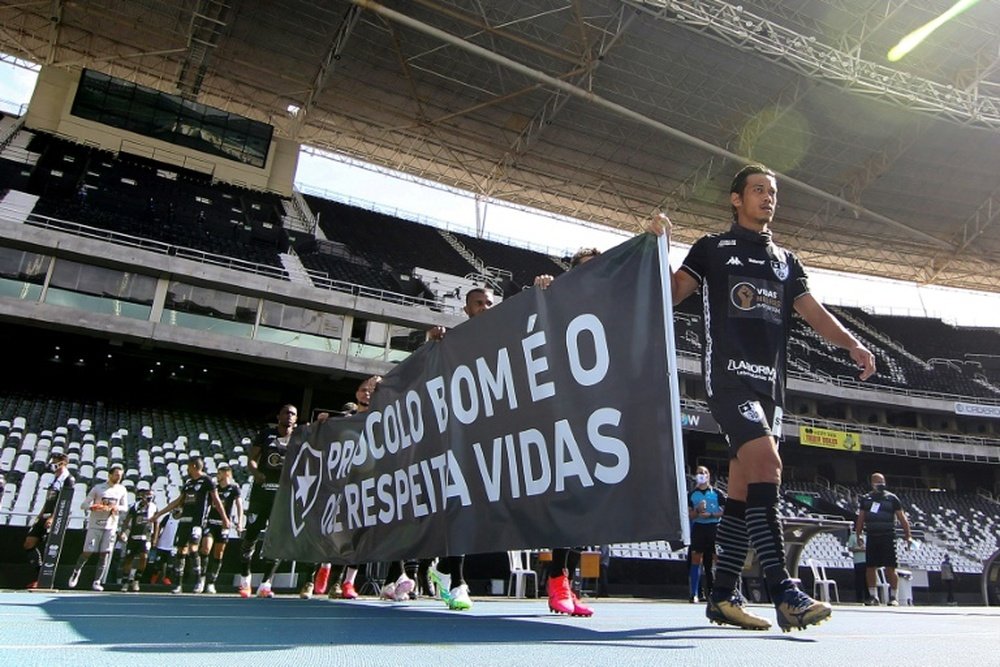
[{"left": 654, "top": 163, "right": 876, "bottom": 632}]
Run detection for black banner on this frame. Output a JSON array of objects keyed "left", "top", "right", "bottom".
[
  {"left": 36, "top": 486, "right": 74, "bottom": 588},
  {"left": 263, "top": 234, "right": 686, "bottom": 563}
]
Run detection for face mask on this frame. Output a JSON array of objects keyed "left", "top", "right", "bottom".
[
  {"left": 695, "top": 473, "right": 709, "bottom": 485},
  {"left": 874, "top": 484, "right": 886, "bottom": 492},
  {"left": 49, "top": 463, "right": 59, "bottom": 473}
]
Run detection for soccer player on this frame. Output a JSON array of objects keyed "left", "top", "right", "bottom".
[
  {"left": 23, "top": 452, "right": 74, "bottom": 588},
  {"left": 68, "top": 463, "right": 129, "bottom": 591},
  {"left": 657, "top": 164, "right": 876, "bottom": 631},
  {"left": 198, "top": 463, "right": 244, "bottom": 594},
  {"left": 238, "top": 404, "right": 297, "bottom": 598},
  {"left": 119, "top": 482, "right": 158, "bottom": 591},
  {"left": 153, "top": 456, "right": 230, "bottom": 593}
]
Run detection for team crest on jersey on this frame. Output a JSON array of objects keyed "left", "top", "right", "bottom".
[
  {"left": 289, "top": 442, "right": 324, "bottom": 537},
  {"left": 770, "top": 259, "right": 789, "bottom": 281},
  {"left": 738, "top": 400, "right": 765, "bottom": 423}
]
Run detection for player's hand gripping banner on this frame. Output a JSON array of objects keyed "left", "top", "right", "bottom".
[{"left": 264, "top": 234, "right": 686, "bottom": 563}]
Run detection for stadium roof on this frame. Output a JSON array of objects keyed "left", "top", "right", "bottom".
[{"left": 2, "top": 0, "right": 999, "bottom": 292}]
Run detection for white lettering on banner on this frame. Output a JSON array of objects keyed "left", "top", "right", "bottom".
[
  {"left": 589, "top": 408, "right": 629, "bottom": 484},
  {"left": 565, "top": 314, "right": 610, "bottom": 386},
  {"left": 522, "top": 316, "right": 555, "bottom": 402},
  {"left": 451, "top": 365, "right": 479, "bottom": 425},
  {"left": 476, "top": 350, "right": 518, "bottom": 416}
]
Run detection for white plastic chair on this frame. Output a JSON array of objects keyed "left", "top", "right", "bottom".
[
  {"left": 807, "top": 558, "right": 839, "bottom": 603},
  {"left": 507, "top": 550, "right": 538, "bottom": 598},
  {"left": 875, "top": 567, "right": 892, "bottom": 604}
]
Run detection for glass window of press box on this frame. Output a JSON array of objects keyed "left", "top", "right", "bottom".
[
  {"left": 161, "top": 281, "right": 257, "bottom": 337},
  {"left": 44, "top": 259, "right": 156, "bottom": 319},
  {"left": 71, "top": 68, "right": 273, "bottom": 168},
  {"left": 0, "top": 247, "right": 49, "bottom": 302},
  {"left": 257, "top": 301, "right": 344, "bottom": 353}
]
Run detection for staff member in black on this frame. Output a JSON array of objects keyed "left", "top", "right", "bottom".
[
  {"left": 23, "top": 453, "right": 74, "bottom": 588},
  {"left": 238, "top": 403, "right": 297, "bottom": 598},
  {"left": 856, "top": 472, "right": 911, "bottom": 606},
  {"left": 655, "top": 163, "right": 876, "bottom": 632}
]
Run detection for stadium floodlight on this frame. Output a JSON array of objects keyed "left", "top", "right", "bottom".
[{"left": 887, "top": 0, "right": 982, "bottom": 62}]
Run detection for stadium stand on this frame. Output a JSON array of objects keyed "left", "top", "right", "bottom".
[{"left": 450, "top": 230, "right": 565, "bottom": 292}]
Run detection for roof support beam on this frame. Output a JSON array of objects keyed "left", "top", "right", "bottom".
[
  {"left": 626, "top": 0, "right": 1000, "bottom": 129},
  {"left": 350, "top": 0, "right": 951, "bottom": 250}
]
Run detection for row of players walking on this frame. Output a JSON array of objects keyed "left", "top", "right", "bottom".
[{"left": 24, "top": 163, "right": 890, "bottom": 633}]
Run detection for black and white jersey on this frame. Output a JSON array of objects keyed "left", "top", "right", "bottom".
[
  {"left": 208, "top": 483, "right": 241, "bottom": 524},
  {"left": 179, "top": 475, "right": 217, "bottom": 525},
  {"left": 123, "top": 500, "right": 158, "bottom": 540},
  {"left": 40, "top": 471, "right": 75, "bottom": 517},
  {"left": 680, "top": 223, "right": 809, "bottom": 406},
  {"left": 253, "top": 427, "right": 290, "bottom": 491},
  {"left": 859, "top": 490, "right": 903, "bottom": 537}
]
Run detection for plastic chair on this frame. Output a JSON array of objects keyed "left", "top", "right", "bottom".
[
  {"left": 507, "top": 550, "right": 538, "bottom": 598},
  {"left": 875, "top": 567, "right": 892, "bottom": 604},
  {"left": 807, "top": 558, "right": 839, "bottom": 603}
]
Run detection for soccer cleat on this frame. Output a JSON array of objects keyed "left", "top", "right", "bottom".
[
  {"left": 864, "top": 595, "right": 881, "bottom": 606},
  {"left": 67, "top": 568, "right": 81, "bottom": 589},
  {"left": 427, "top": 564, "right": 451, "bottom": 601},
  {"left": 171, "top": 584, "right": 183, "bottom": 594},
  {"left": 447, "top": 584, "right": 473, "bottom": 611},
  {"left": 690, "top": 596, "right": 699, "bottom": 604},
  {"left": 392, "top": 575, "right": 415, "bottom": 601},
  {"left": 547, "top": 574, "right": 577, "bottom": 616},
  {"left": 380, "top": 582, "right": 396, "bottom": 601},
  {"left": 121, "top": 581, "right": 130, "bottom": 592},
  {"left": 91, "top": 581, "right": 104, "bottom": 592},
  {"left": 570, "top": 592, "right": 594, "bottom": 617},
  {"left": 206, "top": 583, "right": 216, "bottom": 594},
  {"left": 299, "top": 581, "right": 314, "bottom": 600},
  {"left": 888, "top": 597, "right": 899, "bottom": 607},
  {"left": 340, "top": 581, "right": 358, "bottom": 600},
  {"left": 774, "top": 584, "right": 832, "bottom": 632},
  {"left": 193, "top": 577, "right": 206, "bottom": 594},
  {"left": 238, "top": 582, "right": 252, "bottom": 599},
  {"left": 706, "top": 590, "right": 772, "bottom": 631},
  {"left": 150, "top": 573, "right": 160, "bottom": 585},
  {"left": 161, "top": 576, "right": 173, "bottom": 587},
  {"left": 129, "top": 580, "right": 140, "bottom": 592},
  {"left": 257, "top": 582, "right": 274, "bottom": 598}
]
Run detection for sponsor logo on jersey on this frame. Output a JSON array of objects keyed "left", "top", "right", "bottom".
[
  {"left": 770, "top": 259, "right": 789, "bottom": 281},
  {"left": 727, "top": 359, "right": 777, "bottom": 383},
  {"left": 266, "top": 450, "right": 285, "bottom": 469},
  {"left": 748, "top": 257, "right": 765, "bottom": 265},
  {"left": 718, "top": 239, "right": 736, "bottom": 247},
  {"left": 725, "top": 256, "right": 743, "bottom": 266},
  {"left": 730, "top": 281, "right": 781, "bottom": 314},
  {"left": 738, "top": 400, "right": 765, "bottom": 423},
  {"left": 289, "top": 442, "right": 324, "bottom": 537}
]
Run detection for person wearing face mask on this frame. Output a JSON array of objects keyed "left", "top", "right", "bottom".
[
  {"left": 687, "top": 466, "right": 726, "bottom": 603},
  {"left": 23, "top": 453, "right": 75, "bottom": 588},
  {"left": 855, "top": 472, "right": 911, "bottom": 606}
]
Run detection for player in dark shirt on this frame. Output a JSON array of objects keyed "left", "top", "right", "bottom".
[
  {"left": 118, "top": 484, "right": 157, "bottom": 591},
  {"left": 154, "top": 456, "right": 229, "bottom": 594},
  {"left": 856, "top": 472, "right": 912, "bottom": 605},
  {"left": 658, "top": 164, "right": 876, "bottom": 632},
  {"left": 198, "top": 463, "right": 244, "bottom": 594},
  {"left": 23, "top": 453, "right": 75, "bottom": 588},
  {"left": 238, "top": 403, "right": 297, "bottom": 598}
]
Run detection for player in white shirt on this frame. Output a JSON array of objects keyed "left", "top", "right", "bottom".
[{"left": 68, "top": 463, "right": 130, "bottom": 591}]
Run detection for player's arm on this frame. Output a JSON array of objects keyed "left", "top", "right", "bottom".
[
  {"left": 896, "top": 508, "right": 912, "bottom": 542},
  {"left": 248, "top": 444, "right": 265, "bottom": 484},
  {"left": 234, "top": 496, "right": 245, "bottom": 531},
  {"left": 209, "top": 489, "right": 230, "bottom": 530},
  {"left": 854, "top": 509, "right": 867, "bottom": 538},
  {"left": 153, "top": 495, "right": 183, "bottom": 521},
  {"left": 794, "top": 293, "right": 875, "bottom": 380},
  {"left": 81, "top": 486, "right": 99, "bottom": 511},
  {"left": 114, "top": 491, "right": 128, "bottom": 515}
]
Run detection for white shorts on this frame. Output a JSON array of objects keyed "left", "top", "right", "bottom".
[{"left": 83, "top": 528, "right": 116, "bottom": 554}]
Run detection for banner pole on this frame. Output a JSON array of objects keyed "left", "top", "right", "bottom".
[{"left": 656, "top": 232, "right": 691, "bottom": 547}]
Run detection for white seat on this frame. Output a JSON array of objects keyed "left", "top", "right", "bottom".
[
  {"left": 875, "top": 567, "right": 892, "bottom": 604},
  {"left": 507, "top": 550, "right": 538, "bottom": 598},
  {"left": 807, "top": 558, "right": 839, "bottom": 603}
]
